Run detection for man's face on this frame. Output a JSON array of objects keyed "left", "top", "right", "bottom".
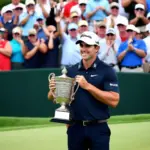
[
  {"left": 4, "top": 11, "right": 13, "bottom": 20},
  {"left": 111, "top": 6, "right": 119, "bottom": 16},
  {"left": 12, "top": 0, "right": 20, "bottom": 5},
  {"left": 96, "top": 26, "right": 106, "bottom": 35},
  {"left": 106, "top": 33, "right": 115, "bottom": 41},
  {"left": 79, "top": 42, "right": 98, "bottom": 61},
  {"left": 28, "top": 34, "right": 37, "bottom": 42},
  {"left": 27, "top": 4, "right": 35, "bottom": 13},
  {"left": 68, "top": 28, "right": 78, "bottom": 38},
  {"left": 126, "top": 30, "right": 136, "bottom": 38},
  {"left": 71, "top": 16, "right": 79, "bottom": 24},
  {"left": 79, "top": 25, "right": 88, "bottom": 34},
  {"left": 117, "top": 24, "right": 126, "bottom": 32},
  {"left": 79, "top": 3, "right": 86, "bottom": 12}
]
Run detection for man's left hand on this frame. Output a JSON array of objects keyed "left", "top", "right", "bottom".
[
  {"left": 128, "top": 44, "right": 134, "bottom": 51},
  {"left": 75, "top": 75, "right": 90, "bottom": 90}
]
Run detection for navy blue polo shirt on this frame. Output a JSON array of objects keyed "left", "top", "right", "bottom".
[{"left": 67, "top": 57, "right": 119, "bottom": 121}]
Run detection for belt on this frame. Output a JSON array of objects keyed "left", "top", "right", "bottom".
[
  {"left": 73, "top": 120, "right": 107, "bottom": 126},
  {"left": 109, "top": 63, "right": 116, "bottom": 67},
  {"left": 122, "top": 65, "right": 142, "bottom": 69}
]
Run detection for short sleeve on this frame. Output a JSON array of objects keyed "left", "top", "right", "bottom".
[{"left": 103, "top": 68, "right": 119, "bottom": 93}]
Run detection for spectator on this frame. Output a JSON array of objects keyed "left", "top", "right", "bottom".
[
  {"left": 0, "top": 6, "right": 17, "bottom": 41},
  {"left": 43, "top": 18, "right": 61, "bottom": 68},
  {"left": 10, "top": 27, "right": 26, "bottom": 70},
  {"left": 95, "top": 21, "right": 106, "bottom": 42},
  {"left": 130, "top": 4, "right": 149, "bottom": 33},
  {"left": 24, "top": 28, "right": 47, "bottom": 68},
  {"left": 78, "top": 20, "right": 88, "bottom": 35},
  {"left": 60, "top": 22, "right": 81, "bottom": 67},
  {"left": 116, "top": 16, "right": 128, "bottom": 42},
  {"left": 121, "top": 0, "right": 146, "bottom": 21},
  {"left": 98, "top": 28, "right": 120, "bottom": 72},
  {"left": 0, "top": 28, "right": 12, "bottom": 71},
  {"left": 70, "top": 11, "right": 80, "bottom": 24},
  {"left": 19, "top": 0, "right": 39, "bottom": 41},
  {"left": 117, "top": 24, "right": 147, "bottom": 72}
]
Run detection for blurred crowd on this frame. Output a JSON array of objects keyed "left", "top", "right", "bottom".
[{"left": 0, "top": 0, "right": 150, "bottom": 72}]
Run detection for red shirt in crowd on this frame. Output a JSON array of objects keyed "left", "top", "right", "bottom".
[
  {"left": 0, "top": 40, "right": 11, "bottom": 71},
  {"left": 63, "top": 1, "right": 78, "bottom": 18}
]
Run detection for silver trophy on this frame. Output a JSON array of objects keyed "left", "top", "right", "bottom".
[{"left": 48, "top": 67, "right": 79, "bottom": 123}]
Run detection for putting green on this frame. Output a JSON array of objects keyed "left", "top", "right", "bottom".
[{"left": 0, "top": 122, "right": 150, "bottom": 150}]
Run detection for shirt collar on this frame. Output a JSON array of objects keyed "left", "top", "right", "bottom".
[{"left": 78, "top": 57, "right": 100, "bottom": 70}]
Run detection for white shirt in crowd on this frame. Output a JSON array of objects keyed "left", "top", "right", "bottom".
[
  {"left": 98, "top": 39, "right": 118, "bottom": 65},
  {"left": 143, "top": 35, "right": 150, "bottom": 62}
]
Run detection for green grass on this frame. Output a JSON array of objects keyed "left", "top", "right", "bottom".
[
  {"left": 0, "top": 114, "right": 150, "bottom": 131},
  {"left": 0, "top": 122, "right": 150, "bottom": 150}
]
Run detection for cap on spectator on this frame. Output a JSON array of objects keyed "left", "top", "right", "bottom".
[
  {"left": 106, "top": 28, "right": 116, "bottom": 35},
  {"left": 135, "top": 4, "right": 145, "bottom": 10},
  {"left": 12, "top": 27, "right": 22, "bottom": 35},
  {"left": 25, "top": 0, "right": 35, "bottom": 6},
  {"left": 0, "top": 28, "right": 6, "bottom": 32},
  {"left": 96, "top": 21, "right": 106, "bottom": 27},
  {"left": 79, "top": 0, "right": 87, "bottom": 5},
  {"left": 147, "top": 12, "right": 150, "bottom": 18},
  {"left": 28, "top": 28, "right": 37, "bottom": 35},
  {"left": 14, "top": 4, "right": 23, "bottom": 10},
  {"left": 78, "top": 20, "right": 88, "bottom": 27},
  {"left": 116, "top": 16, "right": 128, "bottom": 26},
  {"left": 110, "top": 2, "right": 119, "bottom": 8},
  {"left": 68, "top": 23, "right": 78, "bottom": 30},
  {"left": 134, "top": 27, "right": 140, "bottom": 33},
  {"left": 1, "top": 6, "right": 13, "bottom": 16},
  {"left": 126, "top": 24, "right": 137, "bottom": 32},
  {"left": 76, "top": 31, "right": 100, "bottom": 46},
  {"left": 36, "top": 15, "right": 44, "bottom": 21},
  {"left": 70, "top": 12, "right": 79, "bottom": 18}
]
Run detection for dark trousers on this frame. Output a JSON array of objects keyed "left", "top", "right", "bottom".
[{"left": 67, "top": 122, "right": 111, "bottom": 150}]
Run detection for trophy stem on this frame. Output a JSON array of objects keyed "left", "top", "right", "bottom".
[{"left": 57, "top": 102, "right": 68, "bottom": 112}]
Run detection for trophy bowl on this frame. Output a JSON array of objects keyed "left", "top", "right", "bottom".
[{"left": 48, "top": 67, "right": 79, "bottom": 124}]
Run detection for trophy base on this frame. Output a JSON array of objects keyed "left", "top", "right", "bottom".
[{"left": 50, "top": 110, "right": 71, "bottom": 124}]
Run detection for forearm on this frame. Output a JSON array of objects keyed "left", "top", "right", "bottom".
[
  {"left": 20, "top": 15, "right": 30, "bottom": 26},
  {"left": 134, "top": 48, "right": 146, "bottom": 58},
  {"left": 130, "top": 17, "right": 139, "bottom": 25},
  {"left": 13, "top": 16, "right": 19, "bottom": 25},
  {"left": 21, "top": 42, "right": 26, "bottom": 55},
  {"left": 48, "top": 37, "right": 54, "bottom": 49},
  {"left": 86, "top": 9, "right": 97, "bottom": 19},
  {"left": 86, "top": 83, "right": 119, "bottom": 108},
  {"left": 41, "top": 5, "right": 49, "bottom": 18},
  {"left": 25, "top": 46, "right": 38, "bottom": 59},
  {"left": 0, "top": 48, "right": 11, "bottom": 57},
  {"left": 39, "top": 43, "right": 47, "bottom": 53},
  {"left": 118, "top": 50, "right": 127, "bottom": 62},
  {"left": 122, "top": 0, "right": 132, "bottom": 7},
  {"left": 141, "top": 17, "right": 149, "bottom": 24}
]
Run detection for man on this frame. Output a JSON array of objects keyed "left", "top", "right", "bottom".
[
  {"left": 48, "top": 31, "right": 120, "bottom": 150},
  {"left": 117, "top": 24, "right": 147, "bottom": 72}
]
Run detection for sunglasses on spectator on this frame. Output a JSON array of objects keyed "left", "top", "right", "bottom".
[
  {"left": 127, "top": 30, "right": 133, "bottom": 32},
  {"left": 29, "top": 34, "right": 36, "bottom": 37},
  {"left": 80, "top": 25, "right": 87, "bottom": 28},
  {"left": 70, "top": 29, "right": 76, "bottom": 31},
  {"left": 117, "top": 24, "right": 125, "bottom": 27},
  {"left": 99, "top": 26, "right": 106, "bottom": 29},
  {"left": 136, "top": 8, "right": 144, "bottom": 11},
  {"left": 27, "top": 4, "right": 34, "bottom": 7},
  {"left": 111, "top": 7, "right": 119, "bottom": 9},
  {"left": 79, "top": 43, "right": 93, "bottom": 48},
  {"left": 79, "top": 3, "right": 86, "bottom": 6},
  {"left": 14, "top": 33, "right": 20, "bottom": 36},
  {"left": 15, "top": 7, "right": 23, "bottom": 11},
  {"left": 107, "top": 33, "right": 114, "bottom": 36},
  {"left": 6, "top": 11, "right": 12, "bottom": 14}
]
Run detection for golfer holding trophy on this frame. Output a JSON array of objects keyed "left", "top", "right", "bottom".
[{"left": 48, "top": 31, "right": 120, "bottom": 150}]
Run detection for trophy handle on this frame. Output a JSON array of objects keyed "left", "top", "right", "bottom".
[
  {"left": 69, "top": 81, "right": 79, "bottom": 105},
  {"left": 48, "top": 73, "right": 56, "bottom": 101}
]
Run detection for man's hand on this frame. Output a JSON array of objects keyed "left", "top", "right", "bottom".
[
  {"left": 49, "top": 77, "right": 56, "bottom": 93},
  {"left": 75, "top": 75, "right": 90, "bottom": 90},
  {"left": 128, "top": 44, "right": 135, "bottom": 51}
]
